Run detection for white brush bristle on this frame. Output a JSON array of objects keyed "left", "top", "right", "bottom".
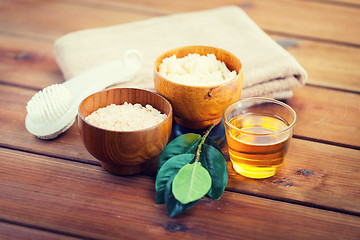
[
  {"left": 36, "top": 118, "right": 75, "bottom": 140},
  {"left": 26, "top": 84, "right": 71, "bottom": 124}
]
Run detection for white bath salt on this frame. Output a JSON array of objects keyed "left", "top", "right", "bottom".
[
  {"left": 85, "top": 102, "right": 167, "bottom": 131},
  {"left": 158, "top": 53, "right": 237, "bottom": 86}
]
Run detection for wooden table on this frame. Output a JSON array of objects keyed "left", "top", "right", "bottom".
[{"left": 1, "top": 0, "right": 359, "bottom": 239}]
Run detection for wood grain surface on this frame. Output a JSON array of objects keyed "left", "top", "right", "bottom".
[
  {"left": 1, "top": 148, "right": 359, "bottom": 240},
  {"left": 0, "top": 0, "right": 359, "bottom": 239}
]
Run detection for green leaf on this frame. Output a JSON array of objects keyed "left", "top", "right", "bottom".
[
  {"left": 181, "top": 135, "right": 221, "bottom": 157},
  {"left": 200, "top": 144, "right": 228, "bottom": 200},
  {"left": 184, "top": 138, "right": 201, "bottom": 155},
  {"left": 164, "top": 175, "right": 199, "bottom": 218},
  {"left": 155, "top": 154, "right": 194, "bottom": 204},
  {"left": 204, "top": 136, "right": 222, "bottom": 153},
  {"left": 155, "top": 125, "right": 228, "bottom": 218},
  {"left": 172, "top": 163, "right": 212, "bottom": 204},
  {"left": 158, "top": 133, "right": 200, "bottom": 171}
]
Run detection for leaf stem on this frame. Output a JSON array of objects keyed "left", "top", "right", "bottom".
[{"left": 194, "top": 124, "right": 215, "bottom": 163}]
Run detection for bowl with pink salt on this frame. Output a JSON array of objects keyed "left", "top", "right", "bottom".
[{"left": 78, "top": 88, "right": 173, "bottom": 175}]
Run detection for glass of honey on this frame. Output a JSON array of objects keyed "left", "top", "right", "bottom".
[{"left": 223, "top": 97, "right": 296, "bottom": 179}]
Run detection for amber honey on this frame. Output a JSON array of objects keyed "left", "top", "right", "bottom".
[{"left": 225, "top": 113, "right": 292, "bottom": 178}]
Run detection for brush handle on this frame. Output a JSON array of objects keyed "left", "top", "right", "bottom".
[
  {"left": 63, "top": 49, "right": 142, "bottom": 99},
  {"left": 25, "top": 49, "right": 142, "bottom": 139}
]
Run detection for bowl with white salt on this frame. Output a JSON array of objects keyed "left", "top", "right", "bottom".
[
  {"left": 154, "top": 45, "right": 243, "bottom": 130},
  {"left": 78, "top": 88, "right": 173, "bottom": 175}
]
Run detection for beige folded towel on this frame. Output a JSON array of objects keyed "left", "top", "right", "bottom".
[{"left": 54, "top": 6, "right": 307, "bottom": 99}]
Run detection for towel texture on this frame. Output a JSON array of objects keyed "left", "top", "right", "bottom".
[{"left": 54, "top": 6, "right": 307, "bottom": 98}]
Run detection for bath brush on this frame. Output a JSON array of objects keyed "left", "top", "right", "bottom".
[{"left": 25, "top": 49, "right": 143, "bottom": 140}]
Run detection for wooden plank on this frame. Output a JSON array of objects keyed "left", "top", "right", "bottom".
[
  {"left": 240, "top": 0, "right": 360, "bottom": 45},
  {"left": 67, "top": 0, "right": 360, "bottom": 45},
  {"left": 225, "top": 138, "right": 360, "bottom": 214},
  {"left": 310, "top": 0, "right": 360, "bottom": 6},
  {"left": 0, "top": 1, "right": 358, "bottom": 92},
  {"left": 0, "top": 85, "right": 98, "bottom": 165},
  {"left": 0, "top": 1, "right": 358, "bottom": 239},
  {"left": 1, "top": 84, "right": 359, "bottom": 214},
  {"left": 1, "top": 148, "right": 359, "bottom": 240},
  {"left": 272, "top": 35, "right": 360, "bottom": 92},
  {"left": 0, "top": 0, "right": 358, "bottom": 46},
  {"left": 0, "top": 222, "right": 80, "bottom": 240},
  {"left": 0, "top": 0, "right": 154, "bottom": 40},
  {"left": 1, "top": 84, "right": 358, "bottom": 157},
  {"left": 0, "top": 31, "right": 358, "bottom": 98},
  {"left": 0, "top": 34, "right": 63, "bottom": 90},
  {"left": 70, "top": 0, "right": 238, "bottom": 14},
  {"left": 289, "top": 86, "right": 360, "bottom": 148}
]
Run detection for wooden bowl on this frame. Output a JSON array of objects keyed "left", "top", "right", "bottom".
[
  {"left": 78, "top": 88, "right": 173, "bottom": 175},
  {"left": 154, "top": 45, "right": 243, "bottom": 129}
]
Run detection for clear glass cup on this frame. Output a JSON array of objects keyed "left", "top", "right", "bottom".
[{"left": 223, "top": 97, "right": 297, "bottom": 179}]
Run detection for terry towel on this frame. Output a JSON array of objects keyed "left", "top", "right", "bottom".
[{"left": 54, "top": 6, "right": 307, "bottom": 99}]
